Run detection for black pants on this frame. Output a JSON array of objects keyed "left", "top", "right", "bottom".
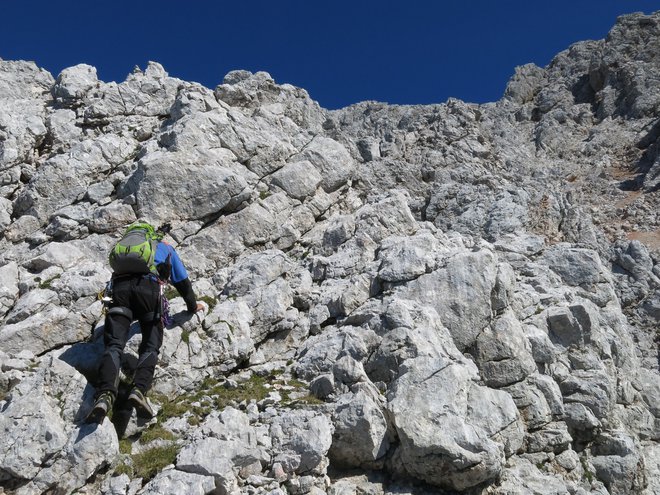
[{"left": 97, "top": 276, "right": 163, "bottom": 396}]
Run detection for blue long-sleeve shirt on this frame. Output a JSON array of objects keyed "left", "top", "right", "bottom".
[
  {"left": 154, "top": 242, "right": 189, "bottom": 284},
  {"left": 154, "top": 241, "right": 197, "bottom": 311}
]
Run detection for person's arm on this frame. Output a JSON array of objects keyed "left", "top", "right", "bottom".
[
  {"left": 166, "top": 245, "right": 202, "bottom": 312},
  {"left": 172, "top": 278, "right": 199, "bottom": 312}
]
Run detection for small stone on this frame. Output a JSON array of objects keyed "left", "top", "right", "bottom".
[{"left": 271, "top": 462, "right": 288, "bottom": 482}]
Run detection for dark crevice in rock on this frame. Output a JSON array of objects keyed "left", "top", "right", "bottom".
[{"left": 35, "top": 339, "right": 87, "bottom": 359}]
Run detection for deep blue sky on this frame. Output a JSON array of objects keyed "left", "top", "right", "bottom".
[{"left": 2, "top": 1, "right": 659, "bottom": 109}]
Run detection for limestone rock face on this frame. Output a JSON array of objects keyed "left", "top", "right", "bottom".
[{"left": 1, "top": 11, "right": 660, "bottom": 495}]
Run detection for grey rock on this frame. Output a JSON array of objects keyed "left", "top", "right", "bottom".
[
  {"left": 0, "top": 261, "right": 19, "bottom": 316},
  {"left": 542, "top": 245, "right": 608, "bottom": 288},
  {"left": 4, "top": 215, "right": 41, "bottom": 242},
  {"left": 294, "top": 326, "right": 375, "bottom": 382},
  {"left": 333, "top": 355, "right": 368, "bottom": 386},
  {"left": 176, "top": 437, "right": 239, "bottom": 493},
  {"left": 590, "top": 433, "right": 644, "bottom": 495},
  {"left": 26, "top": 241, "right": 85, "bottom": 271},
  {"left": 121, "top": 148, "right": 252, "bottom": 224},
  {"left": 377, "top": 230, "right": 439, "bottom": 283},
  {"left": 546, "top": 306, "right": 584, "bottom": 348},
  {"left": 86, "top": 62, "right": 184, "bottom": 119},
  {"left": 310, "top": 374, "right": 335, "bottom": 399},
  {"left": 215, "top": 70, "right": 325, "bottom": 130},
  {"left": 0, "top": 197, "right": 11, "bottom": 232},
  {"left": 87, "top": 201, "right": 137, "bottom": 233},
  {"left": 223, "top": 249, "right": 291, "bottom": 297},
  {"left": 474, "top": 309, "right": 536, "bottom": 387},
  {"left": 635, "top": 368, "right": 660, "bottom": 418},
  {"left": 0, "top": 59, "right": 54, "bottom": 101},
  {"left": 488, "top": 457, "right": 572, "bottom": 495},
  {"left": 642, "top": 444, "right": 660, "bottom": 495},
  {"left": 560, "top": 369, "right": 614, "bottom": 420},
  {"left": 504, "top": 63, "right": 547, "bottom": 104},
  {"left": 526, "top": 422, "right": 572, "bottom": 454},
  {"left": 0, "top": 306, "right": 89, "bottom": 355},
  {"left": 52, "top": 64, "right": 98, "bottom": 106},
  {"left": 46, "top": 109, "right": 82, "bottom": 151},
  {"left": 0, "top": 356, "right": 118, "bottom": 493},
  {"left": 5, "top": 288, "right": 58, "bottom": 324},
  {"left": 138, "top": 469, "right": 216, "bottom": 495},
  {"left": 86, "top": 180, "right": 115, "bottom": 204},
  {"left": 14, "top": 135, "right": 138, "bottom": 223},
  {"left": 329, "top": 388, "right": 391, "bottom": 467},
  {"left": 398, "top": 247, "right": 498, "bottom": 351},
  {"left": 293, "top": 136, "right": 354, "bottom": 192},
  {"left": 270, "top": 410, "right": 334, "bottom": 475},
  {"left": 270, "top": 160, "right": 322, "bottom": 200},
  {"left": 466, "top": 384, "right": 524, "bottom": 456},
  {"left": 387, "top": 356, "right": 506, "bottom": 490},
  {"left": 0, "top": 96, "right": 49, "bottom": 168}
]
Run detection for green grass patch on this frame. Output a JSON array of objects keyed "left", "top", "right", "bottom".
[
  {"left": 287, "top": 378, "right": 306, "bottom": 389},
  {"left": 131, "top": 444, "right": 179, "bottom": 481},
  {"left": 199, "top": 295, "right": 217, "bottom": 312},
  {"left": 152, "top": 393, "right": 190, "bottom": 422},
  {"left": 118, "top": 438, "right": 132, "bottom": 455},
  {"left": 581, "top": 458, "right": 594, "bottom": 483},
  {"left": 149, "top": 371, "right": 315, "bottom": 428},
  {"left": 293, "top": 394, "right": 325, "bottom": 406},
  {"left": 114, "top": 461, "right": 132, "bottom": 477},
  {"left": 212, "top": 374, "right": 270, "bottom": 409},
  {"left": 140, "top": 426, "right": 177, "bottom": 444},
  {"left": 181, "top": 329, "right": 190, "bottom": 344},
  {"left": 37, "top": 274, "right": 61, "bottom": 289}
]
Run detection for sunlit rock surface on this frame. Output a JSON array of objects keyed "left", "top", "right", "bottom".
[{"left": 1, "top": 11, "right": 659, "bottom": 495}]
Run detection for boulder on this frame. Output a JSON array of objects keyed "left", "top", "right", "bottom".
[
  {"left": 270, "top": 160, "right": 322, "bottom": 200},
  {"left": 474, "top": 309, "right": 536, "bottom": 387},
  {"left": 0, "top": 356, "right": 118, "bottom": 493},
  {"left": 270, "top": 410, "right": 334, "bottom": 475},
  {"left": 52, "top": 64, "right": 99, "bottom": 105},
  {"left": 398, "top": 248, "right": 498, "bottom": 351},
  {"left": 138, "top": 469, "right": 216, "bottom": 495},
  {"left": 329, "top": 388, "right": 391, "bottom": 467},
  {"left": 387, "top": 357, "right": 506, "bottom": 490}
]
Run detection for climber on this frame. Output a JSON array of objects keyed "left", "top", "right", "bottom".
[{"left": 86, "top": 221, "right": 204, "bottom": 424}]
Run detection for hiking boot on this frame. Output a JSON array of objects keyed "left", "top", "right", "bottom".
[
  {"left": 128, "top": 387, "right": 154, "bottom": 418},
  {"left": 86, "top": 391, "right": 114, "bottom": 424}
]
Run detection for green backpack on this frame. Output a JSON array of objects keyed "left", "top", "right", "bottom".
[{"left": 109, "top": 222, "right": 162, "bottom": 276}]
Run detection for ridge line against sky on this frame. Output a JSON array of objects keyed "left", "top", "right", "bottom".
[{"left": 1, "top": 1, "right": 659, "bottom": 109}]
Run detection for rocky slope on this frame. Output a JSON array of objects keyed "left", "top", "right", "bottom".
[{"left": 1, "top": 10, "right": 659, "bottom": 495}]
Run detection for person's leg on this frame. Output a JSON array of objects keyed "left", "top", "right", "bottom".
[
  {"left": 128, "top": 278, "right": 162, "bottom": 417},
  {"left": 96, "top": 309, "right": 132, "bottom": 395},
  {"left": 133, "top": 318, "right": 163, "bottom": 394},
  {"left": 88, "top": 280, "right": 133, "bottom": 423}
]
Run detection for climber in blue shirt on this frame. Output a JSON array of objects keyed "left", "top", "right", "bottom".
[{"left": 86, "top": 222, "right": 203, "bottom": 424}]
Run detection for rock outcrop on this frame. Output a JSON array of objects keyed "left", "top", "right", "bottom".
[{"left": 1, "top": 11, "right": 659, "bottom": 495}]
